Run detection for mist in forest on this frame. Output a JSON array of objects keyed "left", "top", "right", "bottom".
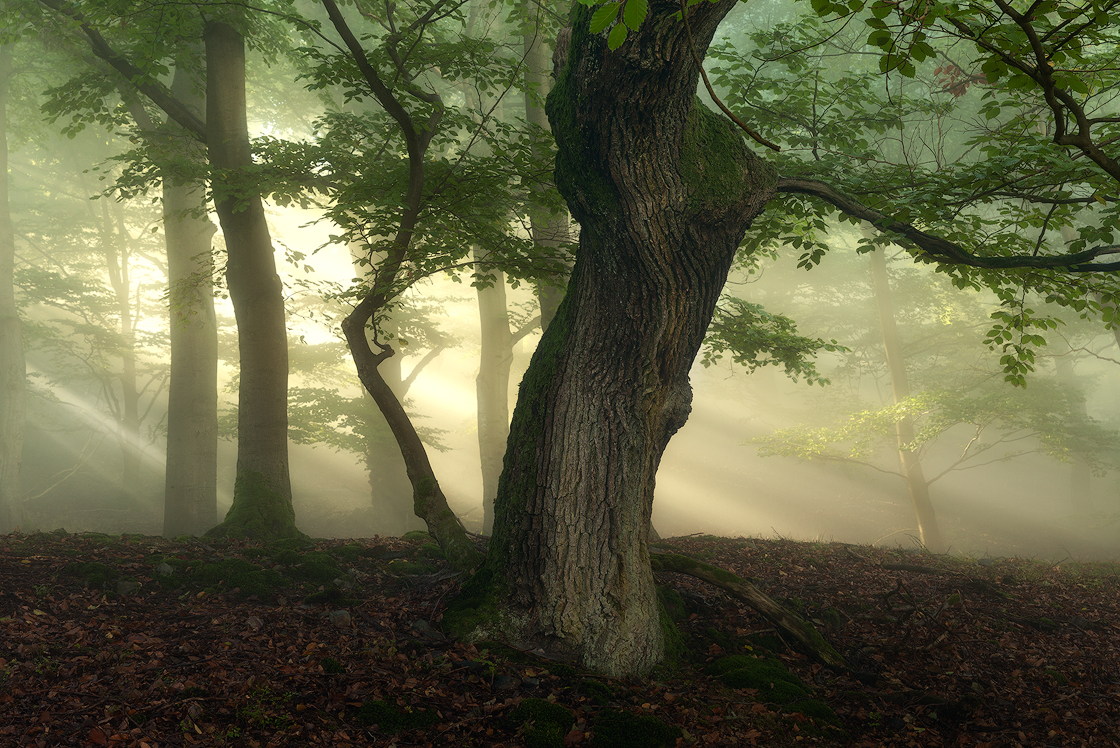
[
  {"left": 8, "top": 0, "right": 1120, "bottom": 562},
  {"left": 15, "top": 205, "right": 1120, "bottom": 561}
]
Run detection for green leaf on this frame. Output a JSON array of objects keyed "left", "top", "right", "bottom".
[
  {"left": 590, "top": 3, "right": 622, "bottom": 34},
  {"left": 623, "top": 0, "right": 648, "bottom": 30},
  {"left": 607, "top": 22, "right": 628, "bottom": 50}
]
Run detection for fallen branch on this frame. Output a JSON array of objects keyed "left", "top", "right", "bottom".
[
  {"left": 650, "top": 552, "right": 846, "bottom": 669},
  {"left": 880, "top": 563, "right": 947, "bottom": 575}
]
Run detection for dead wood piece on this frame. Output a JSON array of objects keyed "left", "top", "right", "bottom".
[
  {"left": 881, "top": 563, "right": 947, "bottom": 574},
  {"left": 649, "top": 552, "right": 846, "bottom": 669}
]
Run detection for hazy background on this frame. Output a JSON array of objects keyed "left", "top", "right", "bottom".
[
  {"left": 9, "top": 0, "right": 1120, "bottom": 561},
  {"left": 16, "top": 202, "right": 1120, "bottom": 561}
]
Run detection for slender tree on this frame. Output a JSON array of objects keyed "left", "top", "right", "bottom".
[
  {"left": 160, "top": 57, "right": 218, "bottom": 538},
  {"left": 202, "top": 20, "right": 295, "bottom": 537},
  {"left": 869, "top": 241, "right": 945, "bottom": 551},
  {"left": 0, "top": 43, "right": 25, "bottom": 532},
  {"left": 35, "top": 0, "right": 299, "bottom": 538}
]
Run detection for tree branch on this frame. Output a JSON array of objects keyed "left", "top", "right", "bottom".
[
  {"left": 775, "top": 177, "right": 1120, "bottom": 271},
  {"left": 36, "top": 0, "right": 206, "bottom": 140}
]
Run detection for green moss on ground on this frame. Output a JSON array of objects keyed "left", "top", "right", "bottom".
[
  {"left": 355, "top": 699, "right": 438, "bottom": 732},
  {"left": 706, "top": 654, "right": 841, "bottom": 731},
  {"left": 442, "top": 566, "right": 510, "bottom": 643},
  {"left": 203, "top": 470, "right": 304, "bottom": 542},
  {"left": 192, "top": 558, "right": 291, "bottom": 599},
  {"left": 63, "top": 562, "right": 119, "bottom": 589},
  {"left": 507, "top": 698, "right": 576, "bottom": 748},
  {"left": 708, "top": 655, "right": 810, "bottom": 700},
  {"left": 590, "top": 708, "right": 681, "bottom": 748}
]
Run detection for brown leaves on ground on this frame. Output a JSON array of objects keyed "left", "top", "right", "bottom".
[{"left": 0, "top": 530, "right": 1118, "bottom": 747}]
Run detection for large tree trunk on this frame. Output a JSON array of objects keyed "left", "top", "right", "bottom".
[
  {"left": 203, "top": 22, "right": 296, "bottom": 539},
  {"left": 869, "top": 244, "right": 946, "bottom": 552},
  {"left": 475, "top": 248, "right": 513, "bottom": 535},
  {"left": 480, "top": 1, "right": 776, "bottom": 677},
  {"left": 0, "top": 44, "right": 26, "bottom": 533},
  {"left": 163, "top": 58, "right": 218, "bottom": 537}
]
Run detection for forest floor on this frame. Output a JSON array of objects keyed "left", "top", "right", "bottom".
[{"left": 0, "top": 530, "right": 1118, "bottom": 747}]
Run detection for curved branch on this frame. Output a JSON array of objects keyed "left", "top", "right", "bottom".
[
  {"left": 37, "top": 0, "right": 207, "bottom": 139},
  {"left": 775, "top": 177, "right": 1120, "bottom": 271},
  {"left": 679, "top": 0, "right": 780, "bottom": 152}
]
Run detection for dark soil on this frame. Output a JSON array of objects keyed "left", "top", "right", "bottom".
[{"left": 0, "top": 530, "right": 1117, "bottom": 746}]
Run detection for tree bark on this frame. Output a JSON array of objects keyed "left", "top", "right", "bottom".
[
  {"left": 203, "top": 22, "right": 296, "bottom": 539},
  {"left": 481, "top": 1, "right": 777, "bottom": 677},
  {"left": 475, "top": 248, "right": 513, "bottom": 535},
  {"left": 869, "top": 244, "right": 946, "bottom": 552},
  {"left": 162, "top": 57, "right": 218, "bottom": 537},
  {"left": 0, "top": 44, "right": 26, "bottom": 532}
]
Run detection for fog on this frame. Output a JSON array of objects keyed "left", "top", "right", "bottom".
[
  {"left": 14, "top": 202, "right": 1120, "bottom": 561},
  {"left": 8, "top": 0, "right": 1120, "bottom": 562}
]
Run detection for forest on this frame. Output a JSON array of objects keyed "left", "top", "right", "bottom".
[{"left": 2, "top": 0, "right": 1120, "bottom": 735}]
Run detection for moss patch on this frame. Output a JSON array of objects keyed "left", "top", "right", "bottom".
[
  {"left": 193, "top": 558, "right": 291, "bottom": 599},
  {"left": 355, "top": 699, "right": 438, "bottom": 732},
  {"left": 590, "top": 708, "right": 681, "bottom": 748},
  {"left": 680, "top": 98, "right": 777, "bottom": 217},
  {"left": 203, "top": 469, "right": 304, "bottom": 542},
  {"left": 442, "top": 566, "right": 510, "bottom": 643},
  {"left": 708, "top": 655, "right": 811, "bottom": 700},
  {"left": 507, "top": 698, "right": 576, "bottom": 748},
  {"left": 63, "top": 562, "right": 119, "bottom": 589}
]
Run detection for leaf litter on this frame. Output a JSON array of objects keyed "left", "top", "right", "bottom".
[{"left": 0, "top": 530, "right": 1117, "bottom": 746}]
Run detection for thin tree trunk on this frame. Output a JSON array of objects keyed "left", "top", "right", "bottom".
[
  {"left": 341, "top": 314, "right": 481, "bottom": 569},
  {"left": 98, "top": 198, "right": 143, "bottom": 495},
  {"left": 869, "top": 243, "right": 946, "bottom": 552},
  {"left": 321, "top": 0, "right": 478, "bottom": 563},
  {"left": 480, "top": 1, "right": 777, "bottom": 677},
  {"left": 203, "top": 22, "right": 296, "bottom": 539},
  {"left": 0, "top": 44, "right": 25, "bottom": 532},
  {"left": 474, "top": 247, "right": 513, "bottom": 535},
  {"left": 1054, "top": 341, "right": 1093, "bottom": 513},
  {"left": 162, "top": 58, "right": 218, "bottom": 537},
  {"left": 522, "top": 3, "right": 568, "bottom": 330}
]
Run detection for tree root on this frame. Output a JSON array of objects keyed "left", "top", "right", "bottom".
[{"left": 650, "top": 551, "right": 846, "bottom": 669}]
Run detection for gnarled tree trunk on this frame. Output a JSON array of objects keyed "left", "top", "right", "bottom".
[{"left": 481, "top": 1, "right": 776, "bottom": 677}]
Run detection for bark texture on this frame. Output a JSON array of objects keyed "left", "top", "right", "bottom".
[
  {"left": 162, "top": 58, "right": 218, "bottom": 537},
  {"left": 0, "top": 45, "right": 25, "bottom": 532},
  {"left": 869, "top": 245, "right": 946, "bottom": 552},
  {"left": 481, "top": 1, "right": 777, "bottom": 676},
  {"left": 203, "top": 22, "right": 296, "bottom": 539}
]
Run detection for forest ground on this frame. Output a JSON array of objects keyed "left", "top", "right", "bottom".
[{"left": 0, "top": 530, "right": 1117, "bottom": 747}]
